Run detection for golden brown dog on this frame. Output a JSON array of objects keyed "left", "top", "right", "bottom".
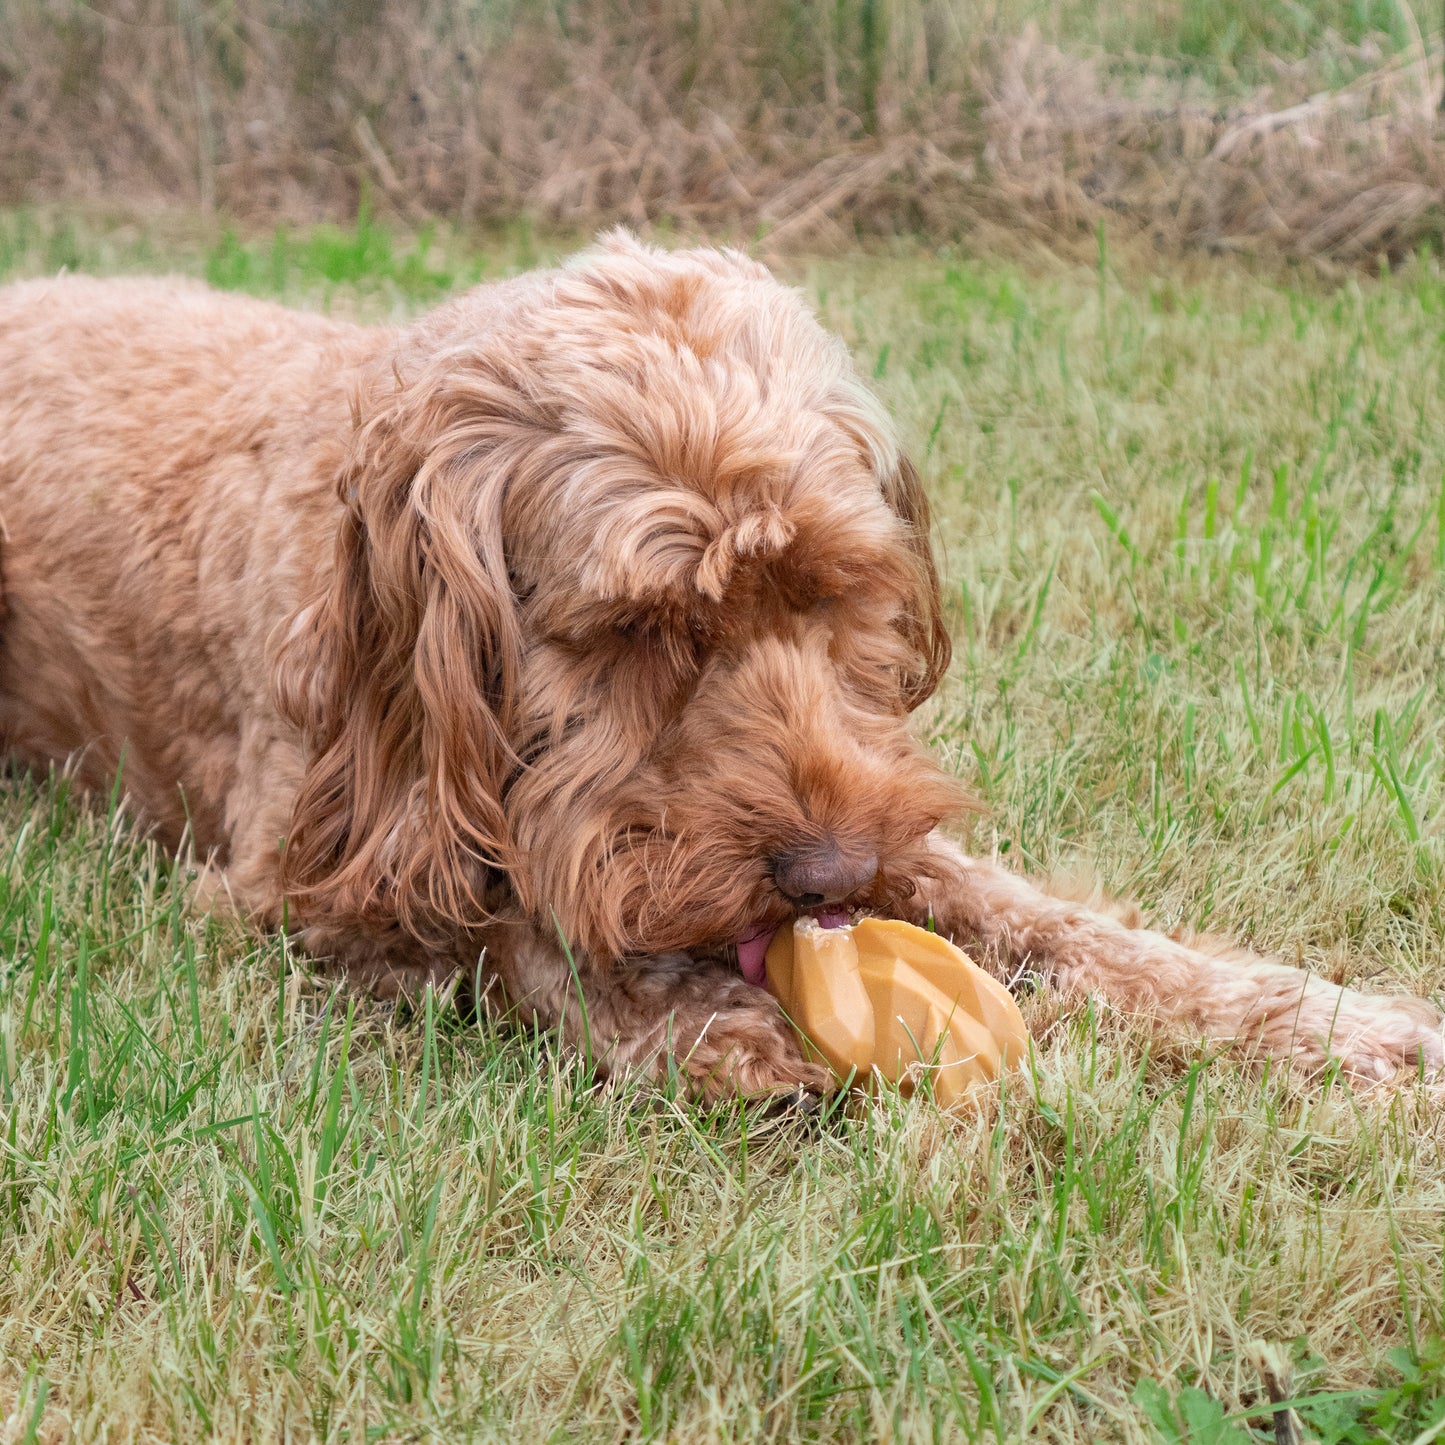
[{"left": 0, "top": 232, "right": 1439, "bottom": 1098}]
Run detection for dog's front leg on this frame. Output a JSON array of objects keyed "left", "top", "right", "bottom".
[
  {"left": 907, "top": 833, "right": 1443, "bottom": 1082},
  {"left": 477, "top": 915, "right": 833, "bottom": 1103}
]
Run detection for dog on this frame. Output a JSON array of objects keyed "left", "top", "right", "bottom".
[{"left": 0, "top": 231, "right": 1439, "bottom": 1100}]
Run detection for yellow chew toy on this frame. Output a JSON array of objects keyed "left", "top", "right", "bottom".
[{"left": 763, "top": 916, "right": 1030, "bottom": 1109}]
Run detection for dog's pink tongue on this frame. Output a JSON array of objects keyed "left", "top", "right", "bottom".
[
  {"left": 736, "top": 910, "right": 852, "bottom": 985},
  {"left": 735, "top": 924, "right": 777, "bottom": 986}
]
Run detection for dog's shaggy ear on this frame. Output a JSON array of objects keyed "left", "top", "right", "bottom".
[
  {"left": 274, "top": 356, "right": 529, "bottom": 937},
  {"left": 883, "top": 454, "right": 951, "bottom": 708}
]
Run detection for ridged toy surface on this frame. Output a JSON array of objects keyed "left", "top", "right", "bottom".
[{"left": 764, "top": 916, "right": 1030, "bottom": 1108}]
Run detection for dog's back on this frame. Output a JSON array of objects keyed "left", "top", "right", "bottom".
[{"left": 0, "top": 276, "right": 372, "bottom": 846}]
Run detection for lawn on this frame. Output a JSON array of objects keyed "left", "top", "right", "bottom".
[{"left": 2, "top": 211, "right": 1445, "bottom": 1441}]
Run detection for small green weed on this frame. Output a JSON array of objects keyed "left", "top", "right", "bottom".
[{"left": 1136, "top": 1337, "right": 1445, "bottom": 1443}]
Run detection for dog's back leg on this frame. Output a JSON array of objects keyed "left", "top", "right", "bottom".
[{"left": 909, "top": 832, "right": 1443, "bottom": 1081}]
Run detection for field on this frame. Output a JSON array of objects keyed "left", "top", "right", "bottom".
[{"left": 3, "top": 211, "right": 1445, "bottom": 1441}]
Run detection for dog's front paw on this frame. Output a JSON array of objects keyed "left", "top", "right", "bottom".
[
  {"left": 666, "top": 976, "right": 835, "bottom": 1105},
  {"left": 1310, "top": 992, "right": 1445, "bottom": 1083}
]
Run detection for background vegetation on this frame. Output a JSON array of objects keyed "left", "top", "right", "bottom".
[
  {"left": 3, "top": 0, "right": 1445, "bottom": 263},
  {"left": 2, "top": 210, "right": 1445, "bottom": 1439}
]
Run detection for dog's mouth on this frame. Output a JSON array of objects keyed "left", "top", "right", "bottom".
[{"left": 735, "top": 909, "right": 851, "bottom": 985}]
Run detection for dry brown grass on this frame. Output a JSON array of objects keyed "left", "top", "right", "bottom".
[{"left": 3, "top": 0, "right": 1443, "bottom": 265}]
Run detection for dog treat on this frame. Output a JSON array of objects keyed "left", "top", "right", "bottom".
[{"left": 764, "top": 916, "right": 1029, "bottom": 1108}]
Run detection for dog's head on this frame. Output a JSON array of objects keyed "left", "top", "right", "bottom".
[{"left": 279, "top": 232, "right": 964, "bottom": 973}]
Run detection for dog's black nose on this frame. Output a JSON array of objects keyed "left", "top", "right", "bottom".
[{"left": 771, "top": 842, "right": 878, "bottom": 907}]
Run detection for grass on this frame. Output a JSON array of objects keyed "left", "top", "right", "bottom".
[
  {"left": 985, "top": 0, "right": 1417, "bottom": 85},
  {"left": 3, "top": 212, "right": 1445, "bottom": 1440}
]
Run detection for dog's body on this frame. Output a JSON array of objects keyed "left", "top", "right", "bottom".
[{"left": 1, "top": 235, "right": 1440, "bottom": 1096}]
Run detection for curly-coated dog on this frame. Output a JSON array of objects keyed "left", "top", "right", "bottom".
[{"left": 0, "top": 232, "right": 1439, "bottom": 1098}]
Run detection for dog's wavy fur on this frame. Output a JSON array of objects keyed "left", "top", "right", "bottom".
[{"left": 0, "top": 232, "right": 1439, "bottom": 1098}]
